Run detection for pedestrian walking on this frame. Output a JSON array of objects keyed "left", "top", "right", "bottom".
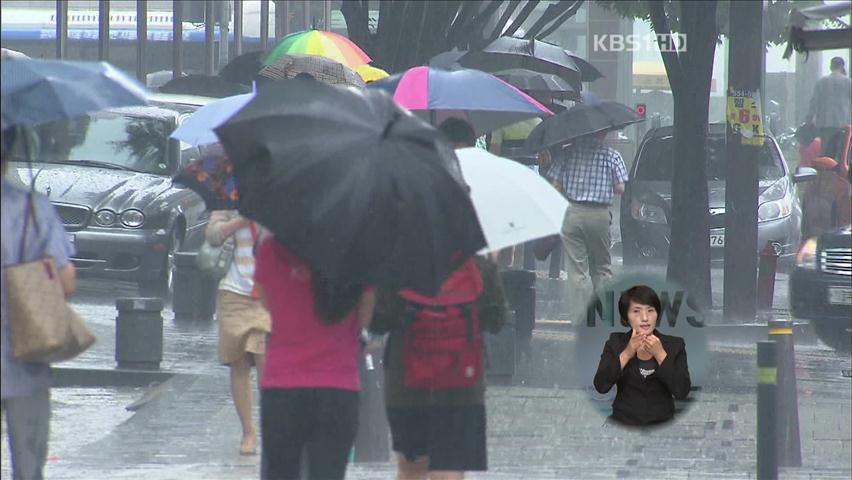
[
  {"left": 254, "top": 235, "right": 375, "bottom": 480},
  {"left": 206, "top": 209, "right": 270, "bottom": 455},
  {"left": 543, "top": 130, "right": 628, "bottom": 319},
  {"left": 1, "top": 128, "right": 76, "bottom": 480},
  {"left": 369, "top": 255, "right": 508, "bottom": 479},
  {"left": 805, "top": 56, "right": 852, "bottom": 145},
  {"left": 593, "top": 285, "right": 691, "bottom": 426}
]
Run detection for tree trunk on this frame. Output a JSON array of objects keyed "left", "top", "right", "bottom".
[{"left": 656, "top": 0, "right": 718, "bottom": 310}]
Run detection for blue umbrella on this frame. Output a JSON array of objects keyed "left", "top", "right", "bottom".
[
  {"left": 1, "top": 57, "right": 149, "bottom": 128},
  {"left": 170, "top": 92, "right": 256, "bottom": 146}
]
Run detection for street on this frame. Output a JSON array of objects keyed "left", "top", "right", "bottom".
[{"left": 2, "top": 271, "right": 849, "bottom": 480}]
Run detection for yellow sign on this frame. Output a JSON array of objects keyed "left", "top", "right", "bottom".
[{"left": 726, "top": 88, "right": 764, "bottom": 146}]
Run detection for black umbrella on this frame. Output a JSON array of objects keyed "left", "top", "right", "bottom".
[
  {"left": 429, "top": 50, "right": 465, "bottom": 70},
  {"left": 525, "top": 94, "right": 645, "bottom": 151},
  {"left": 218, "top": 50, "right": 265, "bottom": 87},
  {"left": 493, "top": 68, "right": 581, "bottom": 101},
  {"left": 214, "top": 79, "right": 486, "bottom": 295},
  {"left": 458, "top": 37, "right": 583, "bottom": 85},
  {"left": 564, "top": 51, "right": 604, "bottom": 82},
  {"left": 159, "top": 74, "right": 248, "bottom": 98}
]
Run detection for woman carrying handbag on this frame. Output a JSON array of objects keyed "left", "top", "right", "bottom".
[{"left": 1, "top": 129, "right": 77, "bottom": 479}]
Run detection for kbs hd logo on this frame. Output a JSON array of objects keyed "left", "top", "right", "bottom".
[{"left": 593, "top": 33, "right": 687, "bottom": 53}]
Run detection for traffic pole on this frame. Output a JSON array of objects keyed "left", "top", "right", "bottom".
[
  {"left": 757, "top": 341, "right": 778, "bottom": 479},
  {"left": 768, "top": 319, "right": 802, "bottom": 467}
]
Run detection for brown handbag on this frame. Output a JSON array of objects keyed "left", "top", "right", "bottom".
[{"left": 4, "top": 192, "right": 95, "bottom": 363}]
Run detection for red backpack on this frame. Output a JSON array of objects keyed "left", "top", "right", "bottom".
[{"left": 399, "top": 259, "right": 485, "bottom": 390}]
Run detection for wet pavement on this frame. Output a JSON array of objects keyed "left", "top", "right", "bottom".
[{"left": 2, "top": 273, "right": 850, "bottom": 479}]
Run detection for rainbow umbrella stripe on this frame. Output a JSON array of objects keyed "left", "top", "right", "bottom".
[{"left": 264, "top": 30, "right": 371, "bottom": 69}]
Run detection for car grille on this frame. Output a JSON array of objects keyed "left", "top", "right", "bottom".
[
  {"left": 821, "top": 248, "right": 852, "bottom": 276},
  {"left": 53, "top": 204, "right": 90, "bottom": 228}
]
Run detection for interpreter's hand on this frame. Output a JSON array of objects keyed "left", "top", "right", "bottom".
[
  {"left": 625, "top": 329, "right": 646, "bottom": 358},
  {"left": 642, "top": 334, "right": 665, "bottom": 359}
]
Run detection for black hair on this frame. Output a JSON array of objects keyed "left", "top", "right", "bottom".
[
  {"left": 294, "top": 72, "right": 316, "bottom": 80},
  {"left": 618, "top": 285, "right": 662, "bottom": 327},
  {"left": 311, "top": 274, "right": 364, "bottom": 325},
  {"left": 437, "top": 118, "right": 476, "bottom": 147}
]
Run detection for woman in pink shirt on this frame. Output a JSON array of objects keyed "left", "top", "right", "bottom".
[{"left": 254, "top": 235, "right": 375, "bottom": 480}]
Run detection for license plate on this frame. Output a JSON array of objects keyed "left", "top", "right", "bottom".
[
  {"left": 67, "top": 234, "right": 75, "bottom": 246},
  {"left": 710, "top": 234, "right": 725, "bottom": 247},
  {"left": 828, "top": 286, "right": 852, "bottom": 305}
]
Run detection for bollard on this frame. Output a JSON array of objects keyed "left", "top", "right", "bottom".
[
  {"left": 115, "top": 298, "right": 164, "bottom": 370},
  {"left": 500, "top": 270, "right": 536, "bottom": 364},
  {"left": 757, "top": 242, "right": 781, "bottom": 311},
  {"left": 485, "top": 310, "right": 517, "bottom": 383},
  {"left": 353, "top": 347, "right": 390, "bottom": 462},
  {"left": 172, "top": 252, "right": 217, "bottom": 321},
  {"left": 757, "top": 340, "right": 778, "bottom": 480},
  {"left": 548, "top": 244, "right": 563, "bottom": 280},
  {"left": 768, "top": 319, "right": 802, "bottom": 467}
]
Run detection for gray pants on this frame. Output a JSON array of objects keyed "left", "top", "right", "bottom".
[
  {"left": 560, "top": 204, "right": 613, "bottom": 321},
  {"left": 2, "top": 390, "right": 50, "bottom": 480}
]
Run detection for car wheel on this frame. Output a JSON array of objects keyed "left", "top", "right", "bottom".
[
  {"left": 139, "top": 229, "right": 181, "bottom": 301},
  {"left": 811, "top": 320, "right": 852, "bottom": 353}
]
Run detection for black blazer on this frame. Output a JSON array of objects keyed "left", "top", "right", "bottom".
[{"left": 593, "top": 329, "right": 691, "bottom": 426}]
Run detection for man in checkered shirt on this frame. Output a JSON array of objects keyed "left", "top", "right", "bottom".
[{"left": 542, "top": 130, "right": 628, "bottom": 317}]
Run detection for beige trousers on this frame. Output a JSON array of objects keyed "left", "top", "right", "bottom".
[{"left": 560, "top": 204, "right": 613, "bottom": 322}]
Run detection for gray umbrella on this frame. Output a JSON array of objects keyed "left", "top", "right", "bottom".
[
  {"left": 1, "top": 57, "right": 148, "bottom": 129},
  {"left": 493, "top": 68, "right": 581, "bottom": 101}
]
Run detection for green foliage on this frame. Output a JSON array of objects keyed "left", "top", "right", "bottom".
[{"left": 596, "top": 0, "right": 833, "bottom": 47}]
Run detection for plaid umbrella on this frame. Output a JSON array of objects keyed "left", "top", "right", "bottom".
[{"left": 257, "top": 54, "right": 365, "bottom": 87}]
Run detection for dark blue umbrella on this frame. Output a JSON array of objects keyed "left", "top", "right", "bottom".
[{"left": 1, "top": 58, "right": 148, "bottom": 129}]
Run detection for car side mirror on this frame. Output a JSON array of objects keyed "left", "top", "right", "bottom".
[{"left": 793, "top": 167, "right": 818, "bottom": 183}]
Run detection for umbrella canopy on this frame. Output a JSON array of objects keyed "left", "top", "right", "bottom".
[
  {"left": 458, "top": 37, "right": 583, "bottom": 86},
  {"left": 170, "top": 92, "right": 255, "bottom": 146},
  {"left": 1, "top": 58, "right": 148, "bottom": 129},
  {"left": 264, "top": 30, "right": 371, "bottom": 69},
  {"left": 429, "top": 50, "right": 465, "bottom": 70},
  {"left": 159, "top": 74, "right": 248, "bottom": 98},
  {"left": 218, "top": 50, "right": 265, "bottom": 87},
  {"left": 214, "top": 78, "right": 486, "bottom": 295},
  {"left": 356, "top": 63, "right": 390, "bottom": 82},
  {"left": 173, "top": 151, "right": 239, "bottom": 211},
  {"left": 456, "top": 147, "right": 568, "bottom": 252},
  {"left": 367, "top": 66, "right": 552, "bottom": 135},
  {"left": 258, "top": 54, "right": 365, "bottom": 87},
  {"left": 493, "top": 68, "right": 581, "bottom": 101},
  {"left": 564, "top": 51, "right": 604, "bottom": 82},
  {"left": 525, "top": 98, "right": 645, "bottom": 151}
]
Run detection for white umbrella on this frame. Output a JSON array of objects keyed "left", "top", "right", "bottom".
[
  {"left": 456, "top": 147, "right": 568, "bottom": 252},
  {"left": 170, "top": 91, "right": 255, "bottom": 146}
]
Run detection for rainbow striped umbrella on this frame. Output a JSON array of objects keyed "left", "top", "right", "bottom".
[{"left": 264, "top": 30, "right": 371, "bottom": 69}]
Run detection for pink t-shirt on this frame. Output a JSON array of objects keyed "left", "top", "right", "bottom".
[{"left": 254, "top": 237, "right": 361, "bottom": 391}]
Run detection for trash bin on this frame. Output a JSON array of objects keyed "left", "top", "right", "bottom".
[
  {"left": 172, "top": 252, "right": 217, "bottom": 321},
  {"left": 500, "top": 270, "right": 536, "bottom": 363},
  {"left": 115, "top": 297, "right": 164, "bottom": 370}
]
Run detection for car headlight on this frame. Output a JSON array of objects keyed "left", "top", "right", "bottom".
[
  {"left": 630, "top": 200, "right": 667, "bottom": 224},
  {"left": 120, "top": 209, "right": 145, "bottom": 228},
  {"left": 795, "top": 237, "right": 817, "bottom": 270},
  {"left": 757, "top": 179, "right": 792, "bottom": 223},
  {"left": 94, "top": 209, "right": 117, "bottom": 226},
  {"left": 758, "top": 197, "right": 792, "bottom": 223}
]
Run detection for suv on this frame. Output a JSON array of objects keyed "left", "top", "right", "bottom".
[
  {"left": 790, "top": 224, "right": 852, "bottom": 352},
  {"left": 621, "top": 124, "right": 806, "bottom": 266}
]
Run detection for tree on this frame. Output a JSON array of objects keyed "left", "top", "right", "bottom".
[
  {"left": 340, "top": 1, "right": 586, "bottom": 73},
  {"left": 597, "top": 0, "right": 804, "bottom": 309}
]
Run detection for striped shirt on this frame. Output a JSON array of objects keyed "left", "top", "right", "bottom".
[
  {"left": 543, "top": 137, "right": 628, "bottom": 206},
  {"left": 206, "top": 210, "right": 260, "bottom": 297}
]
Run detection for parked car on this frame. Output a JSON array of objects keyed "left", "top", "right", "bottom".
[
  {"left": 7, "top": 94, "right": 214, "bottom": 297},
  {"left": 620, "top": 124, "right": 811, "bottom": 266},
  {"left": 790, "top": 224, "right": 852, "bottom": 352}
]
